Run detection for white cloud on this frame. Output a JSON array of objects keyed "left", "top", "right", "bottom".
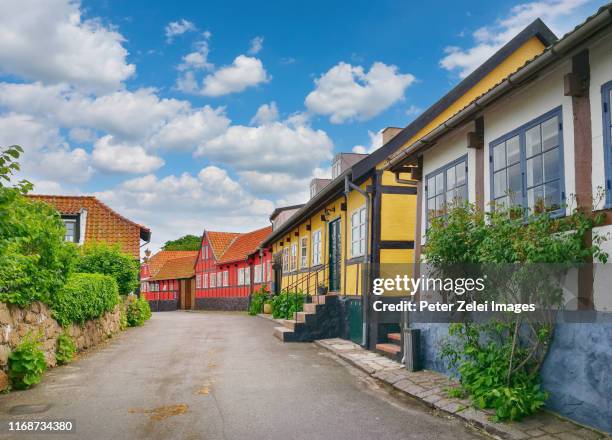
[
  {"left": 440, "top": 0, "right": 591, "bottom": 78},
  {"left": 150, "top": 106, "right": 230, "bottom": 151},
  {"left": 238, "top": 170, "right": 310, "bottom": 196},
  {"left": 250, "top": 102, "right": 279, "bottom": 125},
  {"left": 200, "top": 55, "right": 270, "bottom": 97},
  {"left": 305, "top": 62, "right": 415, "bottom": 124},
  {"left": 69, "top": 127, "right": 97, "bottom": 143},
  {"left": 94, "top": 167, "right": 275, "bottom": 252},
  {"left": 196, "top": 119, "right": 333, "bottom": 176},
  {"left": 92, "top": 135, "right": 164, "bottom": 174},
  {"left": 178, "top": 38, "right": 212, "bottom": 71},
  {"left": 165, "top": 19, "right": 196, "bottom": 42},
  {"left": 0, "top": 0, "right": 135, "bottom": 92},
  {"left": 352, "top": 130, "right": 383, "bottom": 154},
  {"left": 248, "top": 36, "right": 264, "bottom": 55}
]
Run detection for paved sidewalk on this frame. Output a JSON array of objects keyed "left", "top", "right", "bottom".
[{"left": 315, "top": 338, "right": 610, "bottom": 440}]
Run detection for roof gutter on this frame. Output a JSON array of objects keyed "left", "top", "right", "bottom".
[{"left": 383, "top": 6, "right": 612, "bottom": 171}]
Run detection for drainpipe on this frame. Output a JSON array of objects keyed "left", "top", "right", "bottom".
[{"left": 344, "top": 174, "right": 370, "bottom": 347}]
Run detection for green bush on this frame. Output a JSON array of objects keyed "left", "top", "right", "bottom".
[
  {"left": 50, "top": 273, "right": 120, "bottom": 327},
  {"left": 248, "top": 287, "right": 271, "bottom": 315},
  {"left": 74, "top": 242, "right": 139, "bottom": 295},
  {"left": 8, "top": 335, "right": 47, "bottom": 390},
  {"left": 271, "top": 292, "right": 305, "bottom": 319},
  {"left": 0, "top": 190, "right": 76, "bottom": 306},
  {"left": 55, "top": 333, "right": 76, "bottom": 365},
  {"left": 125, "top": 295, "right": 152, "bottom": 327}
]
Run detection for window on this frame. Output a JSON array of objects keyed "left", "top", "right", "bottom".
[
  {"left": 210, "top": 272, "right": 216, "bottom": 288},
  {"left": 162, "top": 282, "right": 167, "bottom": 291},
  {"left": 62, "top": 218, "right": 77, "bottom": 242},
  {"left": 290, "top": 243, "right": 297, "bottom": 272},
  {"left": 312, "top": 230, "right": 322, "bottom": 266},
  {"left": 310, "top": 182, "right": 317, "bottom": 198},
  {"left": 202, "top": 245, "right": 209, "bottom": 259},
  {"left": 351, "top": 206, "right": 367, "bottom": 257},
  {"left": 490, "top": 107, "right": 564, "bottom": 215},
  {"left": 282, "top": 247, "right": 289, "bottom": 273},
  {"left": 238, "top": 268, "right": 245, "bottom": 286},
  {"left": 603, "top": 81, "right": 612, "bottom": 206},
  {"left": 254, "top": 265, "right": 262, "bottom": 283},
  {"left": 244, "top": 267, "right": 251, "bottom": 285},
  {"left": 300, "top": 237, "right": 308, "bottom": 268},
  {"left": 223, "top": 271, "right": 229, "bottom": 287},
  {"left": 332, "top": 158, "right": 342, "bottom": 179},
  {"left": 426, "top": 156, "right": 468, "bottom": 225},
  {"left": 196, "top": 274, "right": 201, "bottom": 289},
  {"left": 203, "top": 273, "right": 208, "bottom": 288},
  {"left": 267, "top": 261, "right": 272, "bottom": 282}
]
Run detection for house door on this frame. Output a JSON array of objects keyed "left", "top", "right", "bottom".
[
  {"left": 273, "top": 256, "right": 282, "bottom": 295},
  {"left": 328, "top": 218, "right": 341, "bottom": 292},
  {"left": 179, "top": 279, "right": 193, "bottom": 310}
]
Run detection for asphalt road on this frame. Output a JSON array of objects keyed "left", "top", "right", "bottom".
[{"left": 0, "top": 311, "right": 485, "bottom": 440}]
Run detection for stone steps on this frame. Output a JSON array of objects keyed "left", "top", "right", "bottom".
[
  {"left": 376, "top": 343, "right": 401, "bottom": 356},
  {"left": 272, "top": 294, "right": 339, "bottom": 343},
  {"left": 387, "top": 332, "right": 401, "bottom": 342},
  {"left": 376, "top": 331, "right": 402, "bottom": 361}
]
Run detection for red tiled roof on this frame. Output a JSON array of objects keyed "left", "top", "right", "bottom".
[
  {"left": 27, "top": 195, "right": 150, "bottom": 259},
  {"left": 217, "top": 226, "right": 272, "bottom": 264},
  {"left": 206, "top": 231, "right": 241, "bottom": 260},
  {"left": 150, "top": 255, "right": 197, "bottom": 281},
  {"left": 145, "top": 250, "right": 199, "bottom": 279}
]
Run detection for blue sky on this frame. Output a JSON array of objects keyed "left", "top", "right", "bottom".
[{"left": 0, "top": 0, "right": 603, "bottom": 251}]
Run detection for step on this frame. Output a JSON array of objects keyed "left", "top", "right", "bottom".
[
  {"left": 274, "top": 326, "right": 295, "bottom": 342},
  {"left": 283, "top": 319, "right": 306, "bottom": 331},
  {"left": 303, "top": 303, "right": 320, "bottom": 314},
  {"left": 387, "top": 332, "right": 401, "bottom": 342},
  {"left": 294, "top": 311, "right": 314, "bottom": 323},
  {"left": 376, "top": 343, "right": 401, "bottom": 356}
]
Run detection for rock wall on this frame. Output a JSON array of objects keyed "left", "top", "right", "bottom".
[{"left": 0, "top": 301, "right": 123, "bottom": 390}]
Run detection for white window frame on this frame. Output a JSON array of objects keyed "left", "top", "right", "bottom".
[
  {"left": 244, "top": 267, "right": 251, "bottom": 285},
  {"left": 237, "top": 268, "right": 244, "bottom": 286},
  {"left": 222, "top": 271, "right": 229, "bottom": 287},
  {"left": 196, "top": 274, "right": 202, "bottom": 289},
  {"left": 300, "top": 236, "right": 308, "bottom": 268},
  {"left": 254, "top": 265, "right": 262, "bottom": 283},
  {"left": 290, "top": 243, "right": 297, "bottom": 272},
  {"left": 202, "top": 245, "right": 209, "bottom": 259},
  {"left": 203, "top": 273, "right": 208, "bottom": 288},
  {"left": 312, "top": 229, "right": 322, "bottom": 266},
  {"left": 210, "top": 272, "right": 216, "bottom": 288},
  {"left": 332, "top": 158, "right": 342, "bottom": 179},
  {"left": 282, "top": 247, "right": 289, "bottom": 273},
  {"left": 350, "top": 205, "right": 367, "bottom": 257}
]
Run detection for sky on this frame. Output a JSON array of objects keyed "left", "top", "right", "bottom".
[{"left": 0, "top": 0, "right": 604, "bottom": 253}]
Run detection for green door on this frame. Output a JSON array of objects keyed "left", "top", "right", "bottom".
[{"left": 328, "top": 218, "right": 341, "bottom": 292}]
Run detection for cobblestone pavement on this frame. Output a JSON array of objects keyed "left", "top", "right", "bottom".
[{"left": 315, "top": 338, "right": 611, "bottom": 440}]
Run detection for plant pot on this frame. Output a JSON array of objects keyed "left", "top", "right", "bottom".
[{"left": 263, "top": 303, "right": 272, "bottom": 314}]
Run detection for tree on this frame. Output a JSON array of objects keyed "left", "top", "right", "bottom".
[{"left": 163, "top": 234, "right": 202, "bottom": 251}]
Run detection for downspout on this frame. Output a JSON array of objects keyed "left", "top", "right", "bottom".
[{"left": 345, "top": 174, "right": 370, "bottom": 347}]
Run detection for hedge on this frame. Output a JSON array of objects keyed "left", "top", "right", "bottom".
[
  {"left": 74, "top": 242, "right": 139, "bottom": 295},
  {"left": 50, "top": 273, "right": 120, "bottom": 327}
]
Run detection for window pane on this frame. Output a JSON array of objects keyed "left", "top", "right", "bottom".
[
  {"left": 544, "top": 181, "right": 561, "bottom": 210},
  {"left": 446, "top": 189, "right": 455, "bottom": 206},
  {"left": 526, "top": 125, "right": 541, "bottom": 158},
  {"left": 507, "top": 163, "right": 522, "bottom": 200},
  {"left": 541, "top": 116, "right": 559, "bottom": 151},
  {"left": 543, "top": 148, "right": 560, "bottom": 182},
  {"left": 456, "top": 163, "right": 466, "bottom": 186},
  {"left": 493, "top": 143, "right": 506, "bottom": 171},
  {"left": 446, "top": 166, "right": 456, "bottom": 189},
  {"left": 360, "top": 208, "right": 366, "bottom": 223},
  {"left": 427, "top": 176, "right": 436, "bottom": 196},
  {"left": 427, "top": 198, "right": 436, "bottom": 218},
  {"left": 493, "top": 170, "right": 507, "bottom": 198},
  {"left": 435, "top": 173, "right": 444, "bottom": 195},
  {"left": 528, "top": 186, "right": 544, "bottom": 212},
  {"left": 458, "top": 185, "right": 467, "bottom": 203},
  {"left": 506, "top": 136, "right": 520, "bottom": 165},
  {"left": 435, "top": 195, "right": 444, "bottom": 217},
  {"left": 527, "top": 155, "right": 543, "bottom": 187}
]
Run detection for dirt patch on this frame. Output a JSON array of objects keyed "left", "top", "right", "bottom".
[{"left": 128, "top": 404, "right": 188, "bottom": 421}]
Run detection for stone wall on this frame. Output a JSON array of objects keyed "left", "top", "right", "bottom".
[
  {"left": 194, "top": 297, "right": 249, "bottom": 311},
  {"left": 0, "top": 301, "right": 123, "bottom": 390}
]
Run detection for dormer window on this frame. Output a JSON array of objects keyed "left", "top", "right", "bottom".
[
  {"left": 332, "top": 157, "right": 342, "bottom": 179},
  {"left": 310, "top": 181, "right": 317, "bottom": 198},
  {"left": 61, "top": 215, "right": 79, "bottom": 243}
]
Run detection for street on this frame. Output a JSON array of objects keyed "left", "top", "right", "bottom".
[{"left": 0, "top": 312, "right": 485, "bottom": 440}]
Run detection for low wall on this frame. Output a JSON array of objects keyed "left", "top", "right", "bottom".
[
  {"left": 148, "top": 299, "right": 177, "bottom": 312},
  {"left": 194, "top": 297, "right": 249, "bottom": 311},
  {"left": 0, "top": 301, "right": 123, "bottom": 391},
  {"left": 412, "top": 319, "right": 612, "bottom": 434}
]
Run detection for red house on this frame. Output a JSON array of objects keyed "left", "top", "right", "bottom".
[{"left": 194, "top": 226, "right": 272, "bottom": 310}]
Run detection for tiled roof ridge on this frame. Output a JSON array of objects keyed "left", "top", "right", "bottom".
[{"left": 28, "top": 194, "right": 150, "bottom": 232}]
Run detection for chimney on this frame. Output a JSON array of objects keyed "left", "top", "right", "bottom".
[{"left": 382, "top": 127, "right": 403, "bottom": 145}]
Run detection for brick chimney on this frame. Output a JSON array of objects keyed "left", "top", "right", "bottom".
[{"left": 382, "top": 127, "right": 403, "bottom": 145}]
